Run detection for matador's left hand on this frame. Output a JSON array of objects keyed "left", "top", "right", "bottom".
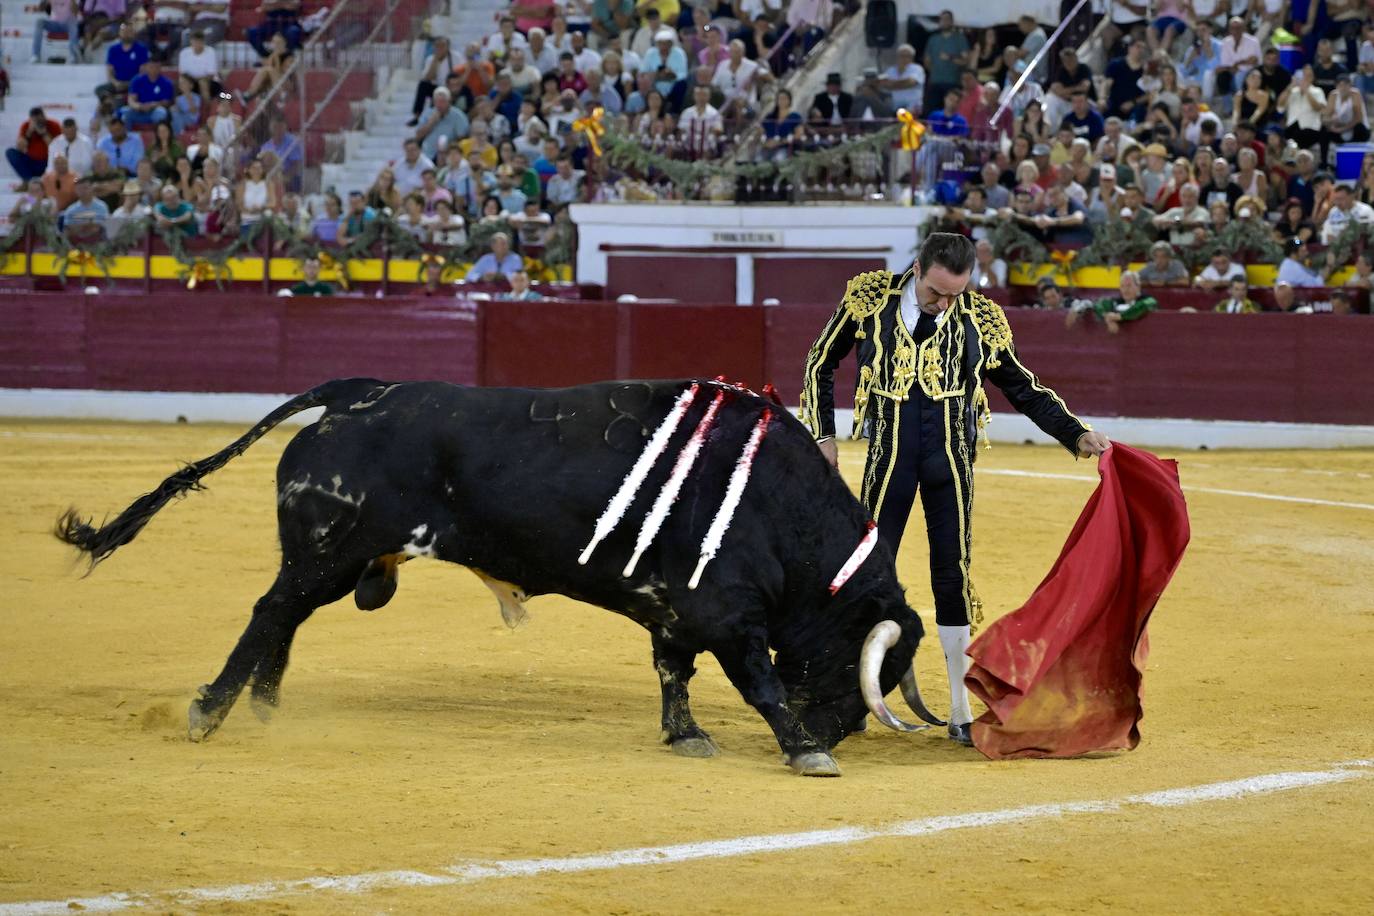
[{"left": 1076, "top": 430, "right": 1111, "bottom": 458}]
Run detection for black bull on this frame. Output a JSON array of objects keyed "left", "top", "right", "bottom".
[{"left": 57, "top": 378, "right": 938, "bottom": 775}]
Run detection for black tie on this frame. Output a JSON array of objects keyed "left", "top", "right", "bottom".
[{"left": 914, "top": 310, "right": 938, "bottom": 345}]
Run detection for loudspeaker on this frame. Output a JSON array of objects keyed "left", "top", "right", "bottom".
[{"left": 866, "top": 0, "right": 897, "bottom": 49}]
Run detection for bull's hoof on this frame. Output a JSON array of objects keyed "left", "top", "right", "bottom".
[
  {"left": 785, "top": 751, "right": 841, "bottom": 777},
  {"left": 948, "top": 722, "right": 974, "bottom": 747},
  {"left": 354, "top": 561, "right": 397, "bottom": 611},
  {"left": 670, "top": 736, "right": 719, "bottom": 758},
  {"left": 249, "top": 691, "right": 278, "bottom": 724},
  {"left": 188, "top": 687, "right": 229, "bottom": 742}
]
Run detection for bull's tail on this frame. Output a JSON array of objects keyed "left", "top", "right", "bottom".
[{"left": 55, "top": 377, "right": 384, "bottom": 567}]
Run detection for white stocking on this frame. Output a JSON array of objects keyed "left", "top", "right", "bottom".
[{"left": 938, "top": 624, "right": 974, "bottom": 726}]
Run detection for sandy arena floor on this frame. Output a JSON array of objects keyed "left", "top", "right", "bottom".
[{"left": 1, "top": 418, "right": 1372, "bottom": 914}]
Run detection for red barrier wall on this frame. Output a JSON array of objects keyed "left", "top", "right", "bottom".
[{"left": 2, "top": 293, "right": 1373, "bottom": 425}]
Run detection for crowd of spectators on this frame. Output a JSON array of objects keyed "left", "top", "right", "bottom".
[{"left": 921, "top": 2, "right": 1374, "bottom": 313}]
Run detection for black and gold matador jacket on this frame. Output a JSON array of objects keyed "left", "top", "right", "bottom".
[{"left": 800, "top": 265, "right": 1091, "bottom": 488}]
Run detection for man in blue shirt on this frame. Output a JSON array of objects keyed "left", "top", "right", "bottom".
[
  {"left": 927, "top": 88, "right": 969, "bottom": 136},
  {"left": 97, "top": 22, "right": 150, "bottom": 102},
  {"left": 465, "top": 231, "right": 523, "bottom": 281},
  {"left": 120, "top": 58, "right": 175, "bottom": 126},
  {"left": 258, "top": 118, "right": 303, "bottom": 191},
  {"left": 61, "top": 177, "right": 111, "bottom": 239},
  {"left": 97, "top": 118, "right": 145, "bottom": 173},
  {"left": 1059, "top": 93, "right": 1105, "bottom": 144}
]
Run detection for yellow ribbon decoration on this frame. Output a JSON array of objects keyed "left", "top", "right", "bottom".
[
  {"left": 896, "top": 109, "right": 925, "bottom": 152},
  {"left": 185, "top": 259, "right": 216, "bottom": 290},
  {"left": 316, "top": 252, "right": 351, "bottom": 290},
  {"left": 66, "top": 250, "right": 98, "bottom": 277},
  {"left": 419, "top": 252, "right": 450, "bottom": 282},
  {"left": 1049, "top": 249, "right": 1077, "bottom": 283},
  {"left": 573, "top": 106, "right": 606, "bottom": 156}
]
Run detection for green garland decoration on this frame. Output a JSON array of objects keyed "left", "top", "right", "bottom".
[
  {"left": 1320, "top": 219, "right": 1374, "bottom": 272},
  {"left": 1074, "top": 216, "right": 1155, "bottom": 268},
  {"left": 599, "top": 124, "right": 901, "bottom": 196},
  {"left": 986, "top": 220, "right": 1048, "bottom": 266}
]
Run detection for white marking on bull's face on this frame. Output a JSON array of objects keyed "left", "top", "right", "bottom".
[{"left": 402, "top": 524, "right": 436, "bottom": 558}]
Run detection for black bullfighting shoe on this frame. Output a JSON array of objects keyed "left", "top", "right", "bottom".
[{"left": 948, "top": 722, "right": 974, "bottom": 746}]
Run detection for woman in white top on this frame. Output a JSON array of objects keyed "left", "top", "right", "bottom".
[
  {"left": 206, "top": 93, "right": 241, "bottom": 176},
  {"left": 1324, "top": 74, "right": 1371, "bottom": 160},
  {"left": 1233, "top": 147, "right": 1267, "bottom": 198},
  {"left": 1278, "top": 65, "right": 1326, "bottom": 152},
  {"left": 235, "top": 157, "right": 276, "bottom": 229}
]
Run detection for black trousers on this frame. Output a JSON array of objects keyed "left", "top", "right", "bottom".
[{"left": 862, "top": 395, "right": 976, "bottom": 627}]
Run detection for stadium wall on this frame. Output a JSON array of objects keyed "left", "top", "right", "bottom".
[{"left": 2, "top": 294, "right": 1373, "bottom": 446}]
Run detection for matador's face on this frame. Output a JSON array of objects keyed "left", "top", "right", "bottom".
[{"left": 914, "top": 263, "right": 971, "bottom": 315}]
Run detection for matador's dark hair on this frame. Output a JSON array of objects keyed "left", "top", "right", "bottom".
[{"left": 918, "top": 231, "right": 976, "bottom": 276}]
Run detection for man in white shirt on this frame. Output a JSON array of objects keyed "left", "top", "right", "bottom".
[
  {"left": 1217, "top": 16, "right": 1261, "bottom": 95},
  {"left": 526, "top": 27, "right": 559, "bottom": 74},
  {"left": 177, "top": 30, "right": 220, "bottom": 103},
  {"left": 485, "top": 15, "right": 528, "bottom": 62},
  {"left": 1279, "top": 65, "right": 1327, "bottom": 150},
  {"left": 1179, "top": 98, "right": 1223, "bottom": 146},
  {"left": 47, "top": 118, "right": 94, "bottom": 177},
  {"left": 391, "top": 138, "right": 436, "bottom": 194},
  {"left": 880, "top": 43, "right": 925, "bottom": 113},
  {"left": 1194, "top": 251, "right": 1247, "bottom": 291},
  {"left": 503, "top": 47, "right": 542, "bottom": 95},
  {"left": 1321, "top": 183, "right": 1374, "bottom": 243},
  {"left": 678, "top": 85, "right": 723, "bottom": 152},
  {"left": 712, "top": 39, "right": 767, "bottom": 119},
  {"left": 182, "top": 0, "right": 229, "bottom": 46},
  {"left": 569, "top": 29, "right": 601, "bottom": 75}
]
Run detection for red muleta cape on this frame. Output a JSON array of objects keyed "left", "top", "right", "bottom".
[{"left": 966, "top": 443, "right": 1190, "bottom": 760}]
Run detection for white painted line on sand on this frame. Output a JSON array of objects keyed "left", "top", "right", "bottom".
[
  {"left": 2, "top": 760, "right": 1369, "bottom": 915},
  {"left": 979, "top": 468, "right": 1374, "bottom": 512}
]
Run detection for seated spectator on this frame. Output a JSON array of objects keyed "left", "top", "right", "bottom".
[
  {"left": 87, "top": 150, "right": 128, "bottom": 206},
  {"left": 499, "top": 268, "right": 544, "bottom": 300},
  {"left": 247, "top": 0, "right": 303, "bottom": 58},
  {"left": 926, "top": 88, "right": 969, "bottom": 136},
  {"left": 182, "top": 0, "right": 230, "bottom": 47},
  {"left": 8, "top": 107, "right": 61, "bottom": 182},
  {"left": 1077, "top": 270, "right": 1158, "bottom": 333},
  {"left": 392, "top": 138, "right": 436, "bottom": 195},
  {"left": 185, "top": 125, "right": 222, "bottom": 176},
  {"left": 971, "top": 238, "right": 1006, "bottom": 288},
  {"left": 106, "top": 180, "right": 150, "bottom": 235},
  {"left": 545, "top": 155, "right": 584, "bottom": 206},
  {"left": 146, "top": 121, "right": 183, "bottom": 181},
  {"left": 311, "top": 192, "right": 343, "bottom": 243},
  {"left": 505, "top": 47, "right": 543, "bottom": 97},
  {"left": 525, "top": 26, "right": 559, "bottom": 74},
  {"left": 96, "top": 22, "right": 149, "bottom": 103},
  {"left": 143, "top": 0, "right": 189, "bottom": 63},
  {"left": 177, "top": 31, "right": 221, "bottom": 106},
  {"left": 414, "top": 87, "right": 469, "bottom": 163},
  {"left": 130, "top": 157, "right": 159, "bottom": 205},
  {"left": 466, "top": 231, "right": 523, "bottom": 281},
  {"left": 451, "top": 42, "right": 497, "bottom": 111},
  {"left": 396, "top": 193, "right": 429, "bottom": 240},
  {"left": 169, "top": 75, "right": 202, "bottom": 135},
  {"left": 1060, "top": 93, "right": 1105, "bottom": 145},
  {"left": 569, "top": 29, "right": 600, "bottom": 74},
  {"left": 61, "top": 176, "right": 110, "bottom": 238},
  {"left": 851, "top": 67, "right": 895, "bottom": 121},
  {"left": 428, "top": 197, "right": 468, "bottom": 246},
  {"left": 644, "top": 28, "right": 688, "bottom": 103},
  {"left": 1279, "top": 67, "right": 1327, "bottom": 162},
  {"left": 485, "top": 15, "right": 529, "bottom": 63},
  {"left": 337, "top": 191, "right": 377, "bottom": 245},
  {"left": 678, "top": 84, "right": 722, "bottom": 152},
  {"left": 96, "top": 117, "right": 145, "bottom": 174},
  {"left": 581, "top": 68, "right": 623, "bottom": 115},
  {"left": 476, "top": 194, "right": 507, "bottom": 224},
  {"left": 509, "top": 198, "right": 552, "bottom": 248},
  {"left": 1137, "top": 241, "right": 1190, "bottom": 286},
  {"left": 1040, "top": 186, "right": 1090, "bottom": 245},
  {"left": 1214, "top": 276, "right": 1261, "bottom": 313},
  {"left": 154, "top": 183, "right": 196, "bottom": 235},
  {"left": 258, "top": 119, "right": 302, "bottom": 190},
  {"left": 1271, "top": 280, "right": 1297, "bottom": 312},
  {"left": 807, "top": 71, "right": 853, "bottom": 125},
  {"left": 1276, "top": 238, "right": 1328, "bottom": 287},
  {"left": 417, "top": 167, "right": 453, "bottom": 214},
  {"left": 31, "top": 0, "right": 80, "bottom": 63},
  {"left": 1033, "top": 276, "right": 1064, "bottom": 309},
  {"left": 1344, "top": 252, "right": 1374, "bottom": 288},
  {"left": 46, "top": 118, "right": 94, "bottom": 178},
  {"left": 408, "top": 37, "right": 457, "bottom": 127},
  {"left": 454, "top": 152, "right": 495, "bottom": 216},
  {"left": 9, "top": 178, "right": 53, "bottom": 221},
  {"left": 277, "top": 192, "right": 310, "bottom": 238},
  {"left": 193, "top": 158, "right": 234, "bottom": 235},
  {"left": 492, "top": 165, "right": 528, "bottom": 213},
  {"left": 290, "top": 256, "right": 335, "bottom": 296},
  {"left": 713, "top": 39, "right": 769, "bottom": 120},
  {"left": 1321, "top": 182, "right": 1374, "bottom": 244},
  {"left": 41, "top": 155, "right": 79, "bottom": 210},
  {"left": 1103, "top": 38, "right": 1148, "bottom": 123},
  {"left": 119, "top": 58, "right": 175, "bottom": 127},
  {"left": 460, "top": 121, "right": 500, "bottom": 169},
  {"left": 242, "top": 32, "right": 294, "bottom": 104},
  {"left": 1153, "top": 183, "right": 1210, "bottom": 246},
  {"left": 1327, "top": 289, "right": 1354, "bottom": 314},
  {"left": 236, "top": 156, "right": 278, "bottom": 228},
  {"left": 1086, "top": 164, "right": 1123, "bottom": 225},
  {"left": 361, "top": 167, "right": 399, "bottom": 214},
  {"left": 1195, "top": 251, "right": 1247, "bottom": 291},
  {"left": 489, "top": 72, "right": 524, "bottom": 126}
]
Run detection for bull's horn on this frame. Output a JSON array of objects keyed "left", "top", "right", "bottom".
[
  {"left": 900, "top": 665, "right": 947, "bottom": 727},
  {"left": 860, "top": 621, "right": 930, "bottom": 733}
]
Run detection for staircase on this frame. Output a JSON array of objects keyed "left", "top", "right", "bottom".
[{"left": 319, "top": 0, "right": 503, "bottom": 198}]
